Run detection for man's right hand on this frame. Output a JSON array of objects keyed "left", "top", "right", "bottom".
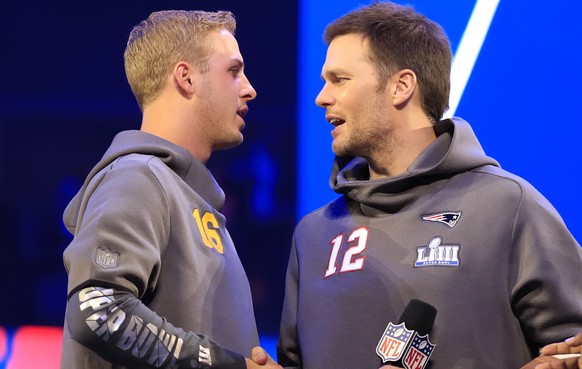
[{"left": 246, "top": 346, "right": 283, "bottom": 368}]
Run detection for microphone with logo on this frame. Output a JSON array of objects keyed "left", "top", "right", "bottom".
[{"left": 375, "top": 299, "right": 437, "bottom": 369}]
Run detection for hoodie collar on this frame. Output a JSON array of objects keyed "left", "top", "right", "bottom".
[{"left": 330, "top": 117, "right": 499, "bottom": 214}]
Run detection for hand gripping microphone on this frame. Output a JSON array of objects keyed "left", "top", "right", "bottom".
[{"left": 376, "top": 299, "right": 437, "bottom": 369}]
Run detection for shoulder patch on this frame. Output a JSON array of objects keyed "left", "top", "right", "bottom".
[{"left": 95, "top": 247, "right": 120, "bottom": 268}]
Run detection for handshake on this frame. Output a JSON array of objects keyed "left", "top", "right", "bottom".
[{"left": 246, "top": 346, "right": 283, "bottom": 369}]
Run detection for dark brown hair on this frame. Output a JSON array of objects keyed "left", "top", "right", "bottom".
[{"left": 324, "top": 1, "right": 452, "bottom": 122}]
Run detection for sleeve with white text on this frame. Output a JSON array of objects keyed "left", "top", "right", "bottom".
[{"left": 66, "top": 285, "right": 246, "bottom": 369}]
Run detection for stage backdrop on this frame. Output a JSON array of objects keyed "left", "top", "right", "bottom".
[{"left": 1, "top": 0, "right": 581, "bottom": 367}]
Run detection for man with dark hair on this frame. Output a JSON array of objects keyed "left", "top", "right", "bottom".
[
  {"left": 61, "top": 10, "right": 281, "bottom": 369},
  {"left": 277, "top": 2, "right": 582, "bottom": 369}
]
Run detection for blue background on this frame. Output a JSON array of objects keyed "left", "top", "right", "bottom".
[{"left": 299, "top": 1, "right": 582, "bottom": 242}]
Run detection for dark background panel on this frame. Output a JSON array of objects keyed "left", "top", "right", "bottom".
[{"left": 0, "top": 0, "right": 297, "bottom": 335}]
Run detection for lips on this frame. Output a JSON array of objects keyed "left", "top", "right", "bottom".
[
  {"left": 237, "top": 106, "right": 249, "bottom": 118},
  {"left": 330, "top": 118, "right": 345, "bottom": 126},
  {"left": 326, "top": 114, "right": 345, "bottom": 127}
]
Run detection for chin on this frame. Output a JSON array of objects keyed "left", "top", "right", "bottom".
[
  {"left": 331, "top": 141, "right": 348, "bottom": 157},
  {"left": 332, "top": 144, "right": 359, "bottom": 158},
  {"left": 214, "top": 135, "right": 244, "bottom": 151}
]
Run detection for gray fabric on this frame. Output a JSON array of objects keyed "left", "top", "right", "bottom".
[
  {"left": 278, "top": 117, "right": 582, "bottom": 369},
  {"left": 61, "top": 130, "right": 258, "bottom": 369}
]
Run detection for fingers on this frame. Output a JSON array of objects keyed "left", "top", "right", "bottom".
[
  {"left": 537, "top": 332, "right": 582, "bottom": 369},
  {"left": 535, "top": 357, "right": 580, "bottom": 369},
  {"left": 542, "top": 342, "right": 579, "bottom": 356},
  {"left": 526, "top": 355, "right": 559, "bottom": 369},
  {"left": 566, "top": 332, "right": 582, "bottom": 347},
  {"left": 541, "top": 332, "right": 582, "bottom": 356},
  {"left": 248, "top": 346, "right": 282, "bottom": 368},
  {"left": 250, "top": 346, "right": 268, "bottom": 365}
]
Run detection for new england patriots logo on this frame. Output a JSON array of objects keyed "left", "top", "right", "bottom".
[{"left": 422, "top": 212, "right": 461, "bottom": 228}]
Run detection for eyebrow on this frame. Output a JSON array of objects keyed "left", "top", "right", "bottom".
[
  {"left": 320, "top": 68, "right": 348, "bottom": 81},
  {"left": 231, "top": 58, "right": 244, "bottom": 69}
]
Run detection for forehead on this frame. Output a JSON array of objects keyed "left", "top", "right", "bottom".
[
  {"left": 206, "top": 29, "right": 243, "bottom": 61},
  {"left": 322, "top": 33, "right": 373, "bottom": 73}
]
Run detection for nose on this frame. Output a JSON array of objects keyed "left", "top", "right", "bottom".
[
  {"left": 240, "top": 74, "right": 257, "bottom": 101},
  {"left": 315, "top": 83, "right": 333, "bottom": 108}
]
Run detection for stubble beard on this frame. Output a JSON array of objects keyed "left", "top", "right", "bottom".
[
  {"left": 199, "top": 79, "right": 243, "bottom": 151},
  {"left": 332, "top": 96, "right": 394, "bottom": 162}
]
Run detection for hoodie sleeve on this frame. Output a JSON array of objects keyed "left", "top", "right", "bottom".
[
  {"left": 509, "top": 181, "right": 582, "bottom": 346},
  {"left": 277, "top": 236, "right": 302, "bottom": 369},
  {"left": 66, "top": 285, "right": 245, "bottom": 369},
  {"left": 63, "top": 155, "right": 168, "bottom": 297},
  {"left": 63, "top": 155, "right": 246, "bottom": 368}
]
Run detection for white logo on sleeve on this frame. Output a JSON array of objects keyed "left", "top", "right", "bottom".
[
  {"left": 199, "top": 345, "right": 212, "bottom": 366},
  {"left": 415, "top": 237, "right": 460, "bottom": 267}
]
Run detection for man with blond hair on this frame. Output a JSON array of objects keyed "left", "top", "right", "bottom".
[{"left": 61, "top": 10, "right": 280, "bottom": 369}]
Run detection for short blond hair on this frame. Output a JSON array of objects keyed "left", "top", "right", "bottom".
[{"left": 124, "top": 10, "right": 236, "bottom": 110}]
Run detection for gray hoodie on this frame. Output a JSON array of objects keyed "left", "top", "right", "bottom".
[
  {"left": 61, "top": 130, "right": 258, "bottom": 369},
  {"left": 278, "top": 117, "right": 582, "bottom": 369}
]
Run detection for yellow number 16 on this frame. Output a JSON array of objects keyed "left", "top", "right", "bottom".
[{"left": 192, "top": 209, "right": 224, "bottom": 254}]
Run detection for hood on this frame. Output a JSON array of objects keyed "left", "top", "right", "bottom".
[
  {"left": 330, "top": 117, "right": 499, "bottom": 213},
  {"left": 63, "top": 130, "right": 224, "bottom": 233}
]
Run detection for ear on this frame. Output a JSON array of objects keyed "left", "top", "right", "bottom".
[
  {"left": 391, "top": 69, "right": 417, "bottom": 107},
  {"left": 173, "top": 61, "right": 195, "bottom": 95}
]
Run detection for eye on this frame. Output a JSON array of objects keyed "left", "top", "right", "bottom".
[
  {"left": 331, "top": 76, "right": 348, "bottom": 85},
  {"left": 229, "top": 67, "right": 241, "bottom": 77}
]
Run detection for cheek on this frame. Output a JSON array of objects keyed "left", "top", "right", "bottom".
[
  {"left": 340, "top": 84, "right": 367, "bottom": 109},
  {"left": 213, "top": 76, "right": 237, "bottom": 96},
  {"left": 350, "top": 95, "right": 382, "bottom": 127},
  {"left": 342, "top": 91, "right": 366, "bottom": 121},
  {"left": 223, "top": 82, "right": 241, "bottom": 106}
]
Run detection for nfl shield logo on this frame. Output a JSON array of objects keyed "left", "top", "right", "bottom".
[
  {"left": 402, "top": 333, "right": 435, "bottom": 369},
  {"left": 376, "top": 322, "right": 413, "bottom": 362},
  {"left": 95, "top": 247, "right": 119, "bottom": 268}
]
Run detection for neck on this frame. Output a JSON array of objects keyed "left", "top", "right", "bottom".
[
  {"left": 368, "top": 118, "right": 436, "bottom": 180},
  {"left": 140, "top": 95, "right": 211, "bottom": 164}
]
